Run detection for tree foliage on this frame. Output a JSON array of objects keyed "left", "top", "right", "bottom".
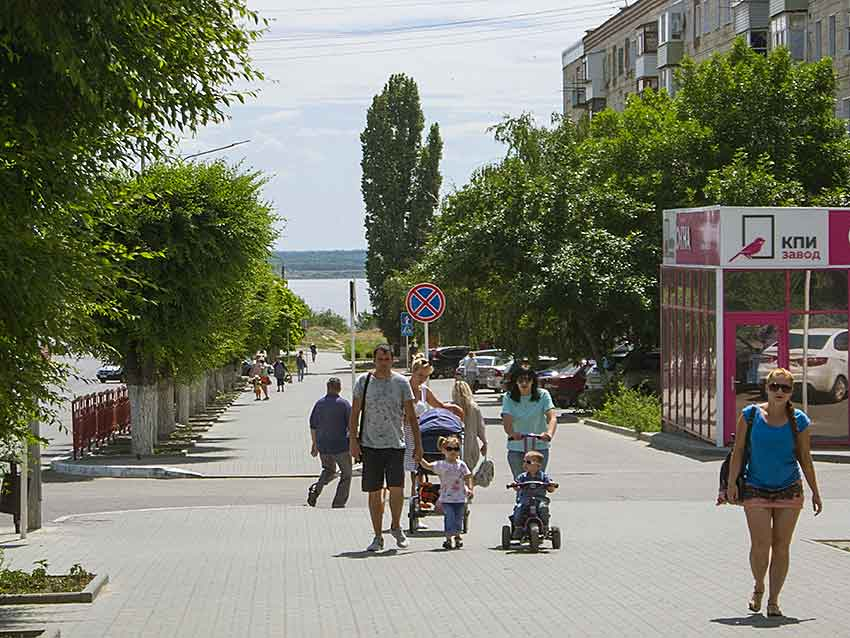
[
  {"left": 361, "top": 73, "right": 442, "bottom": 343},
  {"left": 0, "top": 1, "right": 265, "bottom": 444},
  {"left": 401, "top": 40, "right": 850, "bottom": 363},
  {"left": 99, "top": 161, "right": 282, "bottom": 383}
]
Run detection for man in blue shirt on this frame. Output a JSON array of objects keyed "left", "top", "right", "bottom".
[{"left": 308, "top": 378, "right": 352, "bottom": 508}]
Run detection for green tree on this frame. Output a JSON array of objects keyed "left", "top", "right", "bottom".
[
  {"left": 361, "top": 74, "right": 442, "bottom": 343},
  {"left": 101, "top": 161, "right": 277, "bottom": 454},
  {"left": 677, "top": 39, "right": 850, "bottom": 198},
  {"left": 0, "top": 1, "right": 265, "bottom": 445}
]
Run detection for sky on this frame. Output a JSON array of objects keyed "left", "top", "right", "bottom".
[{"left": 176, "top": 0, "right": 621, "bottom": 250}]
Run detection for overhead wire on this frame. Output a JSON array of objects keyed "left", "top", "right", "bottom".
[
  {"left": 252, "top": 18, "right": 616, "bottom": 62},
  {"left": 253, "top": 11, "right": 618, "bottom": 55},
  {"left": 256, "top": 1, "right": 619, "bottom": 44}
]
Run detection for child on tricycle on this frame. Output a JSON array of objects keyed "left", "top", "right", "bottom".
[{"left": 502, "top": 450, "right": 561, "bottom": 551}]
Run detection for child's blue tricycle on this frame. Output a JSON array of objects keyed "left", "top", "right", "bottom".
[{"left": 501, "top": 479, "right": 561, "bottom": 552}]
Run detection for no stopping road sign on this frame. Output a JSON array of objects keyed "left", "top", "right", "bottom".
[{"left": 405, "top": 283, "right": 446, "bottom": 323}]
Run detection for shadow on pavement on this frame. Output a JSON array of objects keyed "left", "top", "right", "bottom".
[
  {"left": 710, "top": 614, "right": 815, "bottom": 628},
  {"left": 42, "top": 470, "right": 96, "bottom": 484},
  {"left": 334, "top": 549, "right": 399, "bottom": 559}
]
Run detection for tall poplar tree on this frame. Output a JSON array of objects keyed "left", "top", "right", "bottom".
[{"left": 361, "top": 74, "right": 442, "bottom": 342}]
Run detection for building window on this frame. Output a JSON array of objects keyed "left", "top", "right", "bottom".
[
  {"left": 750, "top": 30, "right": 768, "bottom": 54},
  {"left": 704, "top": 0, "right": 712, "bottom": 34},
  {"left": 842, "top": 98, "right": 850, "bottom": 132},
  {"left": 847, "top": 11, "right": 850, "bottom": 52},
  {"left": 638, "top": 77, "right": 659, "bottom": 93},
  {"left": 659, "top": 13, "right": 668, "bottom": 44},
  {"left": 815, "top": 20, "right": 823, "bottom": 60},
  {"left": 694, "top": 1, "right": 702, "bottom": 42},
  {"left": 624, "top": 37, "right": 630, "bottom": 71},
  {"left": 718, "top": 0, "right": 729, "bottom": 27},
  {"left": 638, "top": 23, "right": 659, "bottom": 55},
  {"left": 618, "top": 47, "right": 624, "bottom": 76},
  {"left": 670, "top": 12, "right": 683, "bottom": 40},
  {"left": 829, "top": 14, "right": 837, "bottom": 58}
]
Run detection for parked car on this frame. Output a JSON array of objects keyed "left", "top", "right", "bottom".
[
  {"left": 756, "top": 328, "right": 848, "bottom": 403},
  {"left": 429, "top": 346, "right": 470, "bottom": 378},
  {"left": 538, "top": 360, "right": 594, "bottom": 408},
  {"left": 456, "top": 354, "right": 513, "bottom": 393},
  {"left": 486, "top": 358, "right": 514, "bottom": 392},
  {"left": 96, "top": 364, "right": 124, "bottom": 383},
  {"left": 582, "top": 349, "right": 660, "bottom": 395}
]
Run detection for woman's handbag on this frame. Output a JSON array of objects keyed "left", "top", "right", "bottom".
[
  {"left": 473, "top": 456, "right": 495, "bottom": 487},
  {"left": 717, "top": 406, "right": 755, "bottom": 505}
]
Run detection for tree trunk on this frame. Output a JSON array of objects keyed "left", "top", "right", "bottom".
[
  {"left": 216, "top": 368, "right": 225, "bottom": 394},
  {"left": 157, "top": 377, "right": 176, "bottom": 438},
  {"left": 201, "top": 373, "right": 209, "bottom": 410},
  {"left": 177, "top": 384, "right": 191, "bottom": 424},
  {"left": 129, "top": 383, "right": 158, "bottom": 456},
  {"left": 207, "top": 370, "right": 216, "bottom": 401}
]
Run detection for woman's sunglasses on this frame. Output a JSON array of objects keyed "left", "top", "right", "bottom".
[
  {"left": 444, "top": 446, "right": 460, "bottom": 452},
  {"left": 768, "top": 382, "right": 793, "bottom": 393}
]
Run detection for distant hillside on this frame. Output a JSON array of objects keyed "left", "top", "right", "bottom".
[{"left": 270, "top": 250, "right": 366, "bottom": 279}]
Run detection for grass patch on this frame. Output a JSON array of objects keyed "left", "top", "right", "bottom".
[
  {"left": 594, "top": 385, "right": 662, "bottom": 434},
  {"left": 343, "top": 329, "right": 387, "bottom": 361},
  {"left": 0, "top": 559, "right": 94, "bottom": 595}
]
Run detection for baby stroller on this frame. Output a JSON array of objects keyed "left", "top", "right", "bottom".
[{"left": 407, "top": 408, "right": 468, "bottom": 535}]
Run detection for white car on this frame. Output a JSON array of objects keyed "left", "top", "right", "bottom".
[
  {"left": 455, "top": 355, "right": 510, "bottom": 393},
  {"left": 757, "top": 328, "right": 849, "bottom": 403}
]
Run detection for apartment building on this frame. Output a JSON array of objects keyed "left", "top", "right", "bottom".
[{"left": 563, "top": 0, "right": 850, "bottom": 121}]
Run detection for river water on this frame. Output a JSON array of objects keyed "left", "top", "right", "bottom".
[{"left": 287, "top": 278, "right": 372, "bottom": 319}]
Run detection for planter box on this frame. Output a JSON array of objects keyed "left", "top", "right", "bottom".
[{"left": 0, "top": 573, "right": 108, "bottom": 605}]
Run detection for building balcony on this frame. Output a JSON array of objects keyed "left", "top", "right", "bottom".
[
  {"left": 768, "top": 0, "right": 806, "bottom": 18},
  {"left": 635, "top": 53, "right": 658, "bottom": 79},
  {"left": 658, "top": 40, "right": 684, "bottom": 68}
]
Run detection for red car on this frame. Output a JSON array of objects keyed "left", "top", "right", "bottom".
[{"left": 537, "top": 361, "right": 593, "bottom": 408}]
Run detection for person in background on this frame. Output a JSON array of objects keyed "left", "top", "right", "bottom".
[
  {"left": 273, "top": 357, "right": 289, "bottom": 393},
  {"left": 463, "top": 351, "right": 479, "bottom": 390},
  {"left": 307, "top": 377, "right": 352, "bottom": 508},
  {"left": 310, "top": 343, "right": 318, "bottom": 363},
  {"left": 296, "top": 350, "right": 308, "bottom": 382},
  {"left": 452, "top": 380, "right": 488, "bottom": 471},
  {"left": 726, "top": 367, "right": 822, "bottom": 618}
]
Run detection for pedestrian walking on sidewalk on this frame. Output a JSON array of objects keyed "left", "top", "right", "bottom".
[
  {"left": 296, "top": 351, "right": 308, "bottom": 382},
  {"left": 463, "top": 351, "right": 479, "bottom": 390},
  {"left": 307, "top": 377, "right": 353, "bottom": 508},
  {"left": 502, "top": 364, "right": 556, "bottom": 479},
  {"left": 725, "top": 367, "right": 822, "bottom": 618},
  {"left": 452, "top": 380, "right": 488, "bottom": 471},
  {"left": 310, "top": 343, "right": 318, "bottom": 363},
  {"left": 349, "top": 344, "right": 422, "bottom": 552},
  {"left": 273, "top": 357, "right": 289, "bottom": 392}
]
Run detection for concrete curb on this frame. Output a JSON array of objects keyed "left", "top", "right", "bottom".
[
  {"left": 584, "top": 418, "right": 850, "bottom": 464},
  {"left": 50, "top": 457, "right": 204, "bottom": 478},
  {"left": 0, "top": 573, "right": 108, "bottom": 605},
  {"left": 583, "top": 418, "right": 655, "bottom": 443}
]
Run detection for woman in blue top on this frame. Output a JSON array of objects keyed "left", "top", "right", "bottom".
[
  {"left": 501, "top": 365, "right": 557, "bottom": 479},
  {"left": 727, "top": 368, "right": 822, "bottom": 618}
]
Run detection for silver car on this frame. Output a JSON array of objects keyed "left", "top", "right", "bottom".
[{"left": 457, "top": 355, "right": 512, "bottom": 393}]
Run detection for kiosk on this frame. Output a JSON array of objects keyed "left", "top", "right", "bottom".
[{"left": 661, "top": 207, "right": 850, "bottom": 448}]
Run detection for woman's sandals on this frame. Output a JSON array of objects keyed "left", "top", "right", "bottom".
[{"left": 748, "top": 590, "right": 764, "bottom": 613}]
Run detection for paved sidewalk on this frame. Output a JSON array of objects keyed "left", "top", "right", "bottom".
[
  {"left": 53, "top": 353, "right": 356, "bottom": 477},
  {"left": 2, "top": 499, "right": 849, "bottom": 637}
]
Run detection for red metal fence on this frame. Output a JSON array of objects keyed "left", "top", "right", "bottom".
[{"left": 71, "top": 387, "right": 131, "bottom": 459}]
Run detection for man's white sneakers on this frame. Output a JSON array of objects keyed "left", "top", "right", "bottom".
[{"left": 366, "top": 536, "right": 384, "bottom": 552}]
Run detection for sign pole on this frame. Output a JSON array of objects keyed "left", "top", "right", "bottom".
[
  {"left": 19, "top": 438, "right": 27, "bottom": 540},
  {"left": 405, "top": 335, "right": 409, "bottom": 370},
  {"left": 349, "top": 280, "right": 356, "bottom": 397},
  {"left": 424, "top": 321, "right": 429, "bottom": 362}
]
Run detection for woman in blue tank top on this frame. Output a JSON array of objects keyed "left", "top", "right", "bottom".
[{"left": 727, "top": 368, "right": 822, "bottom": 618}]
